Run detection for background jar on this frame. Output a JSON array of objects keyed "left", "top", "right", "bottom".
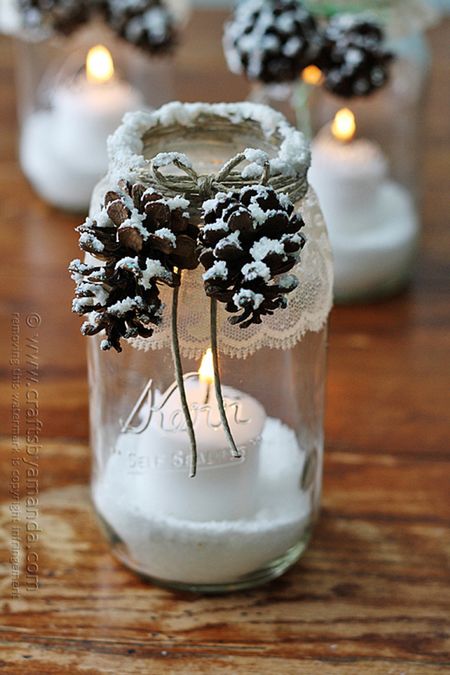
[
  {"left": 306, "top": 4, "right": 432, "bottom": 302},
  {"left": 13, "top": 18, "right": 183, "bottom": 212}
]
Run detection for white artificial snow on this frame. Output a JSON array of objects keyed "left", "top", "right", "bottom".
[
  {"left": 202, "top": 219, "right": 228, "bottom": 233},
  {"left": 154, "top": 228, "right": 176, "bottom": 245},
  {"left": 215, "top": 230, "right": 242, "bottom": 251},
  {"left": 233, "top": 288, "right": 265, "bottom": 310},
  {"left": 96, "top": 209, "right": 114, "bottom": 229},
  {"left": 202, "top": 260, "right": 228, "bottom": 281},
  {"left": 162, "top": 195, "right": 190, "bottom": 211},
  {"left": 250, "top": 237, "right": 286, "bottom": 261},
  {"left": 76, "top": 282, "right": 109, "bottom": 306},
  {"left": 93, "top": 417, "right": 311, "bottom": 585},
  {"left": 243, "top": 148, "right": 269, "bottom": 164},
  {"left": 79, "top": 232, "right": 104, "bottom": 253},
  {"left": 108, "top": 296, "right": 143, "bottom": 317},
  {"left": 141, "top": 259, "right": 172, "bottom": 287},
  {"left": 248, "top": 202, "right": 270, "bottom": 225},
  {"left": 119, "top": 209, "right": 149, "bottom": 240},
  {"left": 152, "top": 151, "right": 193, "bottom": 170},
  {"left": 241, "top": 163, "right": 265, "bottom": 180},
  {"left": 116, "top": 256, "right": 139, "bottom": 273},
  {"left": 242, "top": 261, "right": 271, "bottom": 282}
]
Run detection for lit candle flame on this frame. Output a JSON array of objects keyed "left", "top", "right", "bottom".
[
  {"left": 198, "top": 348, "right": 214, "bottom": 386},
  {"left": 86, "top": 45, "right": 114, "bottom": 84},
  {"left": 331, "top": 108, "right": 356, "bottom": 143},
  {"left": 302, "top": 65, "right": 323, "bottom": 86}
]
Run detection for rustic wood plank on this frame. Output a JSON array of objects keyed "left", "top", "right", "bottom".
[{"left": 0, "top": 11, "right": 449, "bottom": 674}]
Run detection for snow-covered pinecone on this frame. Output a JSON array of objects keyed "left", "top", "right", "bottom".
[
  {"left": 18, "top": 0, "right": 89, "bottom": 35},
  {"left": 223, "top": 0, "right": 320, "bottom": 84},
  {"left": 70, "top": 181, "right": 198, "bottom": 352},
  {"left": 198, "top": 186, "right": 306, "bottom": 329},
  {"left": 106, "top": 0, "right": 176, "bottom": 54},
  {"left": 315, "top": 15, "right": 392, "bottom": 98}
]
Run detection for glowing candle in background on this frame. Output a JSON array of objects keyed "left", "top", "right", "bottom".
[
  {"left": 309, "top": 107, "right": 418, "bottom": 300},
  {"left": 301, "top": 65, "right": 324, "bottom": 87},
  {"left": 20, "top": 44, "right": 144, "bottom": 212}
]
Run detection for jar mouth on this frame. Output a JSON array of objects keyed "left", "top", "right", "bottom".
[
  {"left": 142, "top": 115, "right": 281, "bottom": 172},
  {"left": 107, "top": 102, "right": 311, "bottom": 205}
]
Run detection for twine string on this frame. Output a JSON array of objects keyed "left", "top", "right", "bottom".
[{"left": 150, "top": 150, "right": 288, "bottom": 203}]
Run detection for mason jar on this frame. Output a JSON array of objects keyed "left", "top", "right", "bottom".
[
  {"left": 78, "top": 102, "right": 333, "bottom": 593},
  {"left": 305, "top": 1, "right": 435, "bottom": 302}
]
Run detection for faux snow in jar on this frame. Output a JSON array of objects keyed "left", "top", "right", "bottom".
[
  {"left": 4, "top": 0, "right": 188, "bottom": 212},
  {"left": 70, "top": 102, "right": 333, "bottom": 592}
]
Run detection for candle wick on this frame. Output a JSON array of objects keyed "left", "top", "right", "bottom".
[{"left": 203, "top": 382, "right": 211, "bottom": 406}]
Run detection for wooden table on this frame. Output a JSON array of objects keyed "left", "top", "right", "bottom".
[{"left": 0, "top": 12, "right": 449, "bottom": 674}]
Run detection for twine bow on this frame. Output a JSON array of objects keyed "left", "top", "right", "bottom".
[{"left": 150, "top": 151, "right": 272, "bottom": 202}]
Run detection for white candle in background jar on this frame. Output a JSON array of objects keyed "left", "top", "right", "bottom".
[
  {"left": 20, "top": 45, "right": 144, "bottom": 212},
  {"left": 116, "top": 349, "right": 266, "bottom": 522},
  {"left": 309, "top": 108, "right": 418, "bottom": 301}
]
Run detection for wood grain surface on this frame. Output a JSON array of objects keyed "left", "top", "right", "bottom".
[{"left": 0, "top": 11, "right": 449, "bottom": 674}]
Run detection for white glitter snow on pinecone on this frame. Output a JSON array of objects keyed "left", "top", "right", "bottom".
[{"left": 198, "top": 185, "right": 306, "bottom": 328}]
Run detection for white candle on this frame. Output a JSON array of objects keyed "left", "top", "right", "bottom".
[
  {"left": 94, "top": 417, "right": 310, "bottom": 585},
  {"left": 309, "top": 108, "right": 419, "bottom": 300},
  {"left": 116, "top": 350, "right": 266, "bottom": 522},
  {"left": 20, "top": 45, "right": 144, "bottom": 211},
  {"left": 309, "top": 108, "right": 388, "bottom": 233}
]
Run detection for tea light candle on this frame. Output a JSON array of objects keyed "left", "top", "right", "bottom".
[
  {"left": 20, "top": 45, "right": 143, "bottom": 212},
  {"left": 116, "top": 350, "right": 266, "bottom": 522},
  {"left": 309, "top": 108, "right": 418, "bottom": 300}
]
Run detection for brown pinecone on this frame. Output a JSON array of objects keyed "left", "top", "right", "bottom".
[
  {"left": 198, "top": 186, "right": 306, "bottom": 329},
  {"left": 70, "top": 180, "right": 198, "bottom": 352},
  {"left": 315, "top": 15, "right": 392, "bottom": 98},
  {"left": 18, "top": 0, "right": 90, "bottom": 35},
  {"left": 106, "top": 0, "right": 176, "bottom": 55},
  {"left": 224, "top": 0, "right": 320, "bottom": 84}
]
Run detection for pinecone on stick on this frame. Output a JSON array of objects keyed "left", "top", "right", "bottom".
[
  {"left": 223, "top": 0, "right": 320, "bottom": 83},
  {"left": 18, "top": 0, "right": 90, "bottom": 35},
  {"left": 70, "top": 181, "right": 198, "bottom": 352},
  {"left": 198, "top": 186, "right": 306, "bottom": 329},
  {"left": 106, "top": 0, "right": 176, "bottom": 54},
  {"left": 315, "top": 15, "right": 392, "bottom": 98}
]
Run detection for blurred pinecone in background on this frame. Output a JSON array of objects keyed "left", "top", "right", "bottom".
[
  {"left": 223, "top": 0, "right": 321, "bottom": 83},
  {"left": 18, "top": 0, "right": 89, "bottom": 35},
  {"left": 106, "top": 0, "right": 177, "bottom": 54},
  {"left": 314, "top": 15, "right": 392, "bottom": 97}
]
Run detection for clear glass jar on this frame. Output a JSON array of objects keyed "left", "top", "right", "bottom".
[
  {"left": 89, "top": 330, "right": 327, "bottom": 592},
  {"left": 14, "top": 23, "right": 176, "bottom": 212},
  {"left": 83, "top": 103, "right": 333, "bottom": 593},
  {"left": 307, "top": 13, "right": 431, "bottom": 302}
]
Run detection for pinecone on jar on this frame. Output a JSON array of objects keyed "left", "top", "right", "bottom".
[
  {"left": 223, "top": 0, "right": 321, "bottom": 83},
  {"left": 106, "top": 0, "right": 176, "bottom": 54},
  {"left": 198, "top": 186, "right": 306, "bottom": 329},
  {"left": 18, "top": 0, "right": 89, "bottom": 35},
  {"left": 70, "top": 180, "right": 199, "bottom": 352},
  {"left": 315, "top": 15, "right": 392, "bottom": 98}
]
